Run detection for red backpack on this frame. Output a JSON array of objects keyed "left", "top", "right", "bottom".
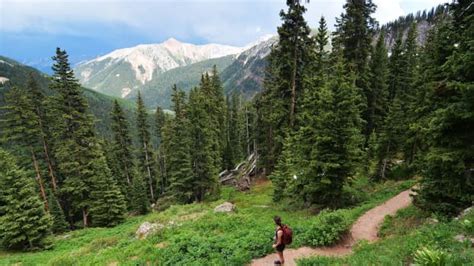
[{"left": 280, "top": 225, "right": 293, "bottom": 245}]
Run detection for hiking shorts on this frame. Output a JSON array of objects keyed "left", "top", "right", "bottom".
[{"left": 276, "top": 244, "right": 285, "bottom": 252}]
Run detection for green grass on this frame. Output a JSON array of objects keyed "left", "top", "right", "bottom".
[
  {"left": 298, "top": 206, "right": 474, "bottom": 265},
  {"left": 0, "top": 178, "right": 416, "bottom": 265}
]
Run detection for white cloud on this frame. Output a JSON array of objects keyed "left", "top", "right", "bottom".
[{"left": 0, "top": 0, "right": 449, "bottom": 46}]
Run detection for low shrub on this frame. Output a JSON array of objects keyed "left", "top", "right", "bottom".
[
  {"left": 413, "top": 246, "right": 451, "bottom": 266},
  {"left": 300, "top": 210, "right": 350, "bottom": 246}
]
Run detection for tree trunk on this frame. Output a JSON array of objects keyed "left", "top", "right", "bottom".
[
  {"left": 31, "top": 148, "right": 49, "bottom": 212},
  {"left": 124, "top": 163, "right": 131, "bottom": 185},
  {"left": 290, "top": 27, "right": 299, "bottom": 128},
  {"left": 380, "top": 145, "right": 391, "bottom": 179},
  {"left": 143, "top": 141, "right": 155, "bottom": 201},
  {"left": 39, "top": 119, "right": 57, "bottom": 192},
  {"left": 82, "top": 208, "right": 88, "bottom": 227},
  {"left": 246, "top": 105, "right": 250, "bottom": 156},
  {"left": 290, "top": 45, "right": 297, "bottom": 128}
]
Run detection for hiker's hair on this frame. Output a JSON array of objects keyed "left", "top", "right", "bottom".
[{"left": 273, "top": 216, "right": 282, "bottom": 226}]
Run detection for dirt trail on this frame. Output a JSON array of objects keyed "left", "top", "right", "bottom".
[{"left": 250, "top": 189, "right": 413, "bottom": 266}]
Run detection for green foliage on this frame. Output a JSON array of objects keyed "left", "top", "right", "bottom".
[
  {"left": 413, "top": 247, "right": 451, "bottom": 266},
  {"left": 0, "top": 178, "right": 415, "bottom": 264},
  {"left": 135, "top": 91, "right": 157, "bottom": 203},
  {"left": 272, "top": 54, "right": 364, "bottom": 208},
  {"left": 47, "top": 192, "right": 69, "bottom": 234},
  {"left": 298, "top": 204, "right": 474, "bottom": 266},
  {"left": 129, "top": 174, "right": 150, "bottom": 215},
  {"left": 166, "top": 85, "right": 194, "bottom": 203},
  {"left": 299, "top": 210, "right": 350, "bottom": 246},
  {"left": 413, "top": 1, "right": 474, "bottom": 216},
  {"left": 89, "top": 155, "right": 126, "bottom": 227},
  {"left": 0, "top": 149, "right": 52, "bottom": 250},
  {"left": 109, "top": 100, "right": 136, "bottom": 196},
  {"left": 48, "top": 48, "right": 126, "bottom": 228},
  {"left": 255, "top": 0, "right": 315, "bottom": 174},
  {"left": 366, "top": 30, "right": 389, "bottom": 136}
]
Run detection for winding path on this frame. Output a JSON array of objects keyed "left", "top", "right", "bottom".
[{"left": 250, "top": 189, "right": 413, "bottom": 266}]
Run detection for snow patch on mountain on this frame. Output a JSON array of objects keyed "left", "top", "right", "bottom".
[
  {"left": 0, "top": 77, "right": 10, "bottom": 84},
  {"left": 80, "top": 38, "right": 244, "bottom": 84},
  {"left": 121, "top": 87, "right": 132, "bottom": 98}
]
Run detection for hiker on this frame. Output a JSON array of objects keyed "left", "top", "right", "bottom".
[{"left": 272, "top": 216, "right": 292, "bottom": 265}]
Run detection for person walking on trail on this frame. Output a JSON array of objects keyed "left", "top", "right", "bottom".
[{"left": 272, "top": 216, "right": 292, "bottom": 265}]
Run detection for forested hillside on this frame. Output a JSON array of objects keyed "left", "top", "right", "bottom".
[{"left": 0, "top": 56, "right": 135, "bottom": 137}]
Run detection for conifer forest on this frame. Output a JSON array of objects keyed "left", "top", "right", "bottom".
[{"left": 0, "top": 0, "right": 472, "bottom": 265}]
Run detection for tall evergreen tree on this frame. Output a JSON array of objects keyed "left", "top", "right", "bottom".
[
  {"left": 256, "top": 0, "right": 314, "bottom": 174},
  {"left": 188, "top": 87, "right": 219, "bottom": 201},
  {"left": 26, "top": 74, "right": 59, "bottom": 193},
  {"left": 333, "top": 0, "right": 377, "bottom": 139},
  {"left": 89, "top": 154, "right": 126, "bottom": 227},
  {"left": 209, "top": 66, "right": 227, "bottom": 170},
  {"left": 48, "top": 48, "right": 125, "bottom": 227},
  {"left": 0, "top": 149, "right": 52, "bottom": 250},
  {"left": 272, "top": 54, "right": 363, "bottom": 206},
  {"left": 47, "top": 191, "right": 68, "bottom": 233},
  {"left": 129, "top": 172, "right": 150, "bottom": 215},
  {"left": 315, "top": 16, "right": 329, "bottom": 72},
  {"left": 135, "top": 91, "right": 156, "bottom": 202},
  {"left": 2, "top": 87, "right": 49, "bottom": 210},
  {"left": 414, "top": 1, "right": 474, "bottom": 216},
  {"left": 154, "top": 106, "right": 167, "bottom": 195},
  {"left": 387, "top": 31, "right": 404, "bottom": 101},
  {"left": 167, "top": 85, "right": 194, "bottom": 203},
  {"left": 110, "top": 100, "right": 136, "bottom": 196},
  {"left": 367, "top": 30, "right": 389, "bottom": 135}
]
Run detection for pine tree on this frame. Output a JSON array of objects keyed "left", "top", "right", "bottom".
[
  {"left": 307, "top": 55, "right": 363, "bottom": 206},
  {"left": 136, "top": 91, "right": 156, "bottom": 202},
  {"left": 367, "top": 30, "right": 389, "bottom": 135},
  {"left": 315, "top": 16, "right": 329, "bottom": 72},
  {"left": 155, "top": 106, "right": 167, "bottom": 195},
  {"left": 400, "top": 23, "right": 421, "bottom": 163},
  {"left": 387, "top": 31, "right": 404, "bottom": 100},
  {"left": 167, "top": 85, "right": 194, "bottom": 203},
  {"left": 209, "top": 66, "right": 227, "bottom": 170},
  {"left": 89, "top": 154, "right": 126, "bottom": 227},
  {"left": 414, "top": 1, "right": 474, "bottom": 216},
  {"left": 272, "top": 54, "right": 363, "bottom": 207},
  {"left": 47, "top": 191, "right": 68, "bottom": 233},
  {"left": 48, "top": 48, "right": 125, "bottom": 227},
  {"left": 229, "top": 93, "right": 244, "bottom": 164},
  {"left": 2, "top": 86, "right": 49, "bottom": 211},
  {"left": 129, "top": 172, "right": 150, "bottom": 215},
  {"left": 0, "top": 149, "right": 52, "bottom": 250},
  {"left": 26, "top": 74, "right": 59, "bottom": 193},
  {"left": 223, "top": 96, "right": 234, "bottom": 170},
  {"left": 109, "top": 100, "right": 140, "bottom": 206},
  {"left": 188, "top": 87, "right": 218, "bottom": 201},
  {"left": 155, "top": 106, "right": 166, "bottom": 143},
  {"left": 256, "top": 0, "right": 314, "bottom": 174},
  {"left": 334, "top": 0, "right": 377, "bottom": 139}
]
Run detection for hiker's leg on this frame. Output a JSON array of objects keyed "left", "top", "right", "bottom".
[{"left": 277, "top": 251, "right": 284, "bottom": 264}]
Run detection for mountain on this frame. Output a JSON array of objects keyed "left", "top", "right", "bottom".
[
  {"left": 221, "top": 35, "right": 276, "bottom": 98},
  {"left": 72, "top": 5, "right": 448, "bottom": 110},
  {"left": 0, "top": 55, "right": 135, "bottom": 137},
  {"left": 129, "top": 55, "right": 235, "bottom": 109},
  {"left": 75, "top": 38, "right": 244, "bottom": 98}
]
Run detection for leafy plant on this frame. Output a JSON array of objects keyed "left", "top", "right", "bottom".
[
  {"left": 300, "top": 210, "right": 350, "bottom": 246},
  {"left": 413, "top": 247, "right": 450, "bottom": 266}
]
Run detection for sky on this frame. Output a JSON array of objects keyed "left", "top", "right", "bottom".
[{"left": 0, "top": 0, "right": 448, "bottom": 72}]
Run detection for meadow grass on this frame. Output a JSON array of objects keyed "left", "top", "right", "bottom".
[{"left": 0, "top": 178, "right": 416, "bottom": 265}]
